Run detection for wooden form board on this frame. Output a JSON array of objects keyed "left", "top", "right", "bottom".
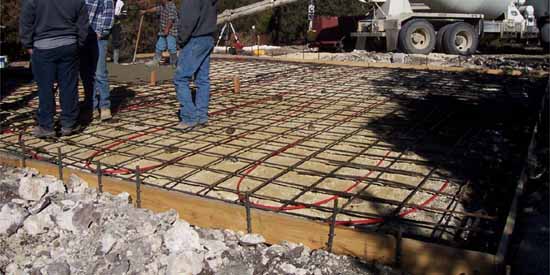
[
  {"left": 135, "top": 52, "right": 548, "bottom": 77},
  {"left": 0, "top": 152, "right": 497, "bottom": 275}
]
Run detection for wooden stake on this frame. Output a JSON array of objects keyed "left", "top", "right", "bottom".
[
  {"left": 132, "top": 15, "right": 145, "bottom": 63},
  {"left": 233, "top": 76, "right": 240, "bottom": 94}
]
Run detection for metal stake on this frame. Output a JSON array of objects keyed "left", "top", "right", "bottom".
[
  {"left": 96, "top": 161, "right": 103, "bottom": 194},
  {"left": 245, "top": 192, "right": 252, "bottom": 234},
  {"left": 19, "top": 139, "right": 26, "bottom": 167},
  {"left": 57, "top": 147, "right": 63, "bottom": 181},
  {"left": 327, "top": 199, "right": 338, "bottom": 253},
  {"left": 135, "top": 166, "right": 141, "bottom": 208}
]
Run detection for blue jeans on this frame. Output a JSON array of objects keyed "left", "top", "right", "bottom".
[
  {"left": 80, "top": 30, "right": 110, "bottom": 110},
  {"left": 155, "top": 35, "right": 177, "bottom": 55},
  {"left": 32, "top": 44, "right": 79, "bottom": 130},
  {"left": 173, "top": 36, "right": 214, "bottom": 125}
]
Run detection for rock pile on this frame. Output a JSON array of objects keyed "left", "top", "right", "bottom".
[{"left": 0, "top": 166, "right": 398, "bottom": 275}]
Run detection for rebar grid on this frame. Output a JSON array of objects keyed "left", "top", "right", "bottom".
[{"left": 0, "top": 59, "right": 542, "bottom": 249}]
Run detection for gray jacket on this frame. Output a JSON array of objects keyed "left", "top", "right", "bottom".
[
  {"left": 19, "top": 0, "right": 89, "bottom": 49},
  {"left": 178, "top": 0, "right": 217, "bottom": 46}
]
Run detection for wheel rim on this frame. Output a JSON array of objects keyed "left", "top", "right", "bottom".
[
  {"left": 454, "top": 30, "right": 473, "bottom": 52},
  {"left": 410, "top": 28, "right": 430, "bottom": 50}
]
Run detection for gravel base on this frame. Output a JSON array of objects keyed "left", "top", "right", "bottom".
[{"left": 0, "top": 166, "right": 402, "bottom": 275}]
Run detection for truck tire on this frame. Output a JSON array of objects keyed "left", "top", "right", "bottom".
[
  {"left": 398, "top": 19, "right": 436, "bottom": 54},
  {"left": 443, "top": 22, "right": 479, "bottom": 55},
  {"left": 436, "top": 24, "right": 453, "bottom": 53}
]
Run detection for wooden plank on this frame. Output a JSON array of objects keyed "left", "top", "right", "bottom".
[
  {"left": 0, "top": 152, "right": 497, "bottom": 274},
  {"left": 211, "top": 54, "right": 548, "bottom": 77}
]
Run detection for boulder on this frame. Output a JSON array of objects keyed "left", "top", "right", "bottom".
[
  {"left": 239, "top": 233, "right": 265, "bottom": 246},
  {"left": 163, "top": 220, "right": 201, "bottom": 254},
  {"left": 23, "top": 212, "right": 54, "bottom": 235},
  {"left": 18, "top": 175, "right": 47, "bottom": 201},
  {"left": 0, "top": 203, "right": 27, "bottom": 236},
  {"left": 166, "top": 251, "right": 204, "bottom": 275}
]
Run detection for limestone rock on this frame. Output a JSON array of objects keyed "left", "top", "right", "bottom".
[
  {"left": 0, "top": 203, "right": 27, "bottom": 236},
  {"left": 29, "top": 197, "right": 51, "bottom": 215},
  {"left": 100, "top": 233, "right": 117, "bottom": 255},
  {"left": 163, "top": 220, "right": 201, "bottom": 254},
  {"left": 166, "top": 251, "right": 204, "bottom": 275},
  {"left": 18, "top": 175, "right": 47, "bottom": 201},
  {"left": 45, "top": 177, "right": 66, "bottom": 195},
  {"left": 72, "top": 203, "right": 100, "bottom": 230},
  {"left": 239, "top": 233, "right": 265, "bottom": 246},
  {"left": 45, "top": 261, "right": 71, "bottom": 275},
  {"left": 67, "top": 175, "right": 87, "bottom": 194},
  {"left": 23, "top": 212, "right": 54, "bottom": 235}
]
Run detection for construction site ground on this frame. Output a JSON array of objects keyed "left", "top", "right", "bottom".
[{"left": 1, "top": 56, "right": 547, "bottom": 260}]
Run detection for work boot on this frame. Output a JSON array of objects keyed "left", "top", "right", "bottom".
[
  {"left": 113, "top": 49, "right": 120, "bottom": 64},
  {"left": 100, "top": 108, "right": 112, "bottom": 121},
  {"left": 32, "top": 126, "right": 55, "bottom": 139},
  {"left": 169, "top": 53, "right": 178, "bottom": 68},
  {"left": 175, "top": 121, "right": 195, "bottom": 132},
  {"left": 145, "top": 53, "right": 161, "bottom": 67},
  {"left": 61, "top": 124, "right": 81, "bottom": 137}
]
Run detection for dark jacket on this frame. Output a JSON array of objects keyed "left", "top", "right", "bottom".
[
  {"left": 19, "top": 0, "right": 89, "bottom": 49},
  {"left": 178, "top": 0, "right": 217, "bottom": 46}
]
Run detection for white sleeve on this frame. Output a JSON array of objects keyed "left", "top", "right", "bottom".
[{"left": 114, "top": 0, "right": 124, "bottom": 16}]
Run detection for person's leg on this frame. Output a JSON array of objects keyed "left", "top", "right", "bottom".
[
  {"left": 31, "top": 48, "right": 57, "bottom": 135},
  {"left": 173, "top": 39, "right": 196, "bottom": 126},
  {"left": 167, "top": 35, "right": 178, "bottom": 66},
  {"left": 173, "top": 36, "right": 214, "bottom": 128},
  {"left": 194, "top": 36, "right": 214, "bottom": 124},
  {"left": 95, "top": 38, "right": 111, "bottom": 119},
  {"left": 147, "top": 36, "right": 166, "bottom": 66},
  {"left": 56, "top": 44, "right": 80, "bottom": 132},
  {"left": 112, "top": 23, "right": 121, "bottom": 64},
  {"left": 80, "top": 30, "right": 98, "bottom": 113}
]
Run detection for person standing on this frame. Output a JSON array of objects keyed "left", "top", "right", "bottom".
[
  {"left": 19, "top": 0, "right": 89, "bottom": 137},
  {"left": 140, "top": 0, "right": 179, "bottom": 67},
  {"left": 81, "top": 0, "right": 114, "bottom": 121},
  {"left": 173, "top": 0, "right": 217, "bottom": 130},
  {"left": 111, "top": 0, "right": 125, "bottom": 64}
]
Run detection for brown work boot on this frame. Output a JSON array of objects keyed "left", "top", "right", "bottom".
[{"left": 100, "top": 108, "right": 112, "bottom": 121}]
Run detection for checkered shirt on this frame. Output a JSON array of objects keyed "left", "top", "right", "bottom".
[
  {"left": 158, "top": 1, "right": 178, "bottom": 36},
  {"left": 86, "top": 0, "right": 114, "bottom": 36}
]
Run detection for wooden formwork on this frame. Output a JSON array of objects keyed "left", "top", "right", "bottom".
[{"left": 0, "top": 152, "right": 497, "bottom": 275}]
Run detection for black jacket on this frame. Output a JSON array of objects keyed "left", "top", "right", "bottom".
[
  {"left": 19, "top": 0, "right": 89, "bottom": 49},
  {"left": 178, "top": 0, "right": 217, "bottom": 46}
]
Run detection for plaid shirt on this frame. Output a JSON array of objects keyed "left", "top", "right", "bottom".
[
  {"left": 158, "top": 2, "right": 178, "bottom": 36},
  {"left": 86, "top": 0, "right": 114, "bottom": 37}
]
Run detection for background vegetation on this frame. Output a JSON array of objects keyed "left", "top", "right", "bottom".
[{"left": 1, "top": 0, "right": 367, "bottom": 61}]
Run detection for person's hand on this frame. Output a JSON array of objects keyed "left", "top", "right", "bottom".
[
  {"left": 27, "top": 49, "right": 33, "bottom": 55},
  {"left": 97, "top": 33, "right": 102, "bottom": 39},
  {"left": 139, "top": 10, "right": 146, "bottom": 16}
]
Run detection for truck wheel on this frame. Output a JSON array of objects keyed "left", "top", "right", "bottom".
[
  {"left": 398, "top": 19, "right": 436, "bottom": 54},
  {"left": 443, "top": 22, "right": 479, "bottom": 55},
  {"left": 436, "top": 24, "right": 453, "bottom": 53}
]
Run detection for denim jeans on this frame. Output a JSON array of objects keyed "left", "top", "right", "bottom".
[
  {"left": 32, "top": 44, "right": 79, "bottom": 130},
  {"left": 155, "top": 35, "right": 177, "bottom": 55},
  {"left": 80, "top": 30, "right": 110, "bottom": 111},
  {"left": 173, "top": 36, "right": 214, "bottom": 125}
]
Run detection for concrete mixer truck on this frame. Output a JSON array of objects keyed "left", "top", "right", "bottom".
[{"left": 352, "top": 0, "right": 550, "bottom": 54}]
